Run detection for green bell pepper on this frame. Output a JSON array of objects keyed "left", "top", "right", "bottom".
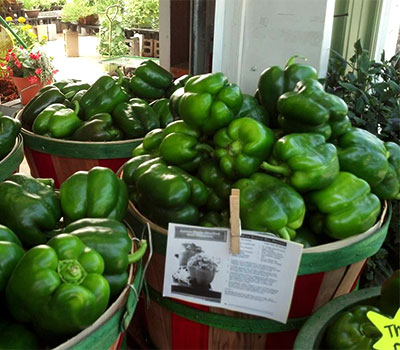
[
  {"left": 199, "top": 211, "right": 229, "bottom": 228},
  {"left": 372, "top": 142, "right": 400, "bottom": 200},
  {"left": 20, "top": 86, "right": 66, "bottom": 127},
  {"left": 80, "top": 70, "right": 130, "bottom": 120},
  {"left": 150, "top": 98, "right": 174, "bottom": 127},
  {"left": 60, "top": 166, "right": 128, "bottom": 223},
  {"left": 123, "top": 156, "right": 162, "bottom": 195},
  {"left": 0, "top": 115, "right": 21, "bottom": 159},
  {"left": 0, "top": 173, "right": 61, "bottom": 247},
  {"left": 132, "top": 128, "right": 163, "bottom": 157},
  {"left": 235, "top": 94, "right": 269, "bottom": 126},
  {"left": 133, "top": 120, "right": 212, "bottom": 172},
  {"left": 214, "top": 117, "right": 275, "bottom": 179},
  {"left": 32, "top": 100, "right": 82, "bottom": 138},
  {"left": 293, "top": 226, "right": 319, "bottom": 248},
  {"left": 53, "top": 78, "right": 80, "bottom": 90},
  {"left": 63, "top": 218, "right": 147, "bottom": 298},
  {"left": 0, "top": 225, "right": 24, "bottom": 293},
  {"left": 59, "top": 82, "right": 91, "bottom": 98},
  {"left": 71, "top": 89, "right": 87, "bottom": 103},
  {"left": 337, "top": 127, "right": 390, "bottom": 188},
  {"left": 126, "top": 158, "right": 209, "bottom": 227},
  {"left": 378, "top": 269, "right": 400, "bottom": 317},
  {"left": 257, "top": 55, "right": 318, "bottom": 127},
  {"left": 169, "top": 86, "right": 185, "bottom": 119},
  {"left": 0, "top": 319, "right": 40, "bottom": 350},
  {"left": 6, "top": 234, "right": 110, "bottom": 336},
  {"left": 130, "top": 60, "right": 173, "bottom": 100},
  {"left": 325, "top": 305, "right": 381, "bottom": 350},
  {"left": 261, "top": 133, "right": 339, "bottom": 192},
  {"left": 166, "top": 74, "right": 191, "bottom": 97},
  {"left": 112, "top": 98, "right": 160, "bottom": 138},
  {"left": 277, "top": 79, "right": 350, "bottom": 140},
  {"left": 197, "top": 160, "right": 232, "bottom": 211},
  {"left": 159, "top": 121, "right": 213, "bottom": 172},
  {"left": 234, "top": 173, "right": 306, "bottom": 240},
  {"left": 71, "top": 113, "right": 123, "bottom": 141},
  {"left": 178, "top": 72, "right": 243, "bottom": 134},
  {"left": 307, "top": 172, "right": 381, "bottom": 239}
]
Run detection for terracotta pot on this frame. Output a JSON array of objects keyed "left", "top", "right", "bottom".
[
  {"left": 78, "top": 14, "right": 99, "bottom": 25},
  {"left": 12, "top": 76, "right": 51, "bottom": 105},
  {"left": 24, "top": 9, "right": 40, "bottom": 18}
]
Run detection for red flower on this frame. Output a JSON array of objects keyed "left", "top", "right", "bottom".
[
  {"left": 27, "top": 75, "right": 39, "bottom": 84},
  {"left": 16, "top": 62, "right": 22, "bottom": 69},
  {"left": 0, "top": 62, "right": 4, "bottom": 67},
  {"left": 29, "top": 52, "right": 40, "bottom": 60},
  {"left": 52, "top": 69, "right": 59, "bottom": 74},
  {"left": 35, "top": 68, "right": 42, "bottom": 75},
  {"left": 5, "top": 54, "right": 10, "bottom": 62}
]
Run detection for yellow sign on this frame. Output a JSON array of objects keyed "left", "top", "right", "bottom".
[{"left": 367, "top": 308, "right": 400, "bottom": 350}]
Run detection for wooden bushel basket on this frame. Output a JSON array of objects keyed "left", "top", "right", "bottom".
[
  {"left": 125, "top": 200, "right": 391, "bottom": 350},
  {"left": 293, "top": 287, "right": 381, "bottom": 349},
  {"left": 17, "top": 110, "right": 142, "bottom": 188},
  {"left": 0, "top": 135, "right": 24, "bottom": 182}
]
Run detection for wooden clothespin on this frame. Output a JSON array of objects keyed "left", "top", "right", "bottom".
[{"left": 230, "top": 189, "right": 241, "bottom": 254}]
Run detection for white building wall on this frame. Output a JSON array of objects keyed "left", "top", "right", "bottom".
[{"left": 213, "top": 0, "right": 336, "bottom": 94}]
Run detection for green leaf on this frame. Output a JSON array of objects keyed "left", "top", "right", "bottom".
[
  {"left": 388, "top": 81, "right": 400, "bottom": 92},
  {"left": 339, "top": 82, "right": 359, "bottom": 92},
  {"left": 354, "top": 39, "right": 363, "bottom": 54},
  {"left": 359, "top": 52, "right": 370, "bottom": 74}
]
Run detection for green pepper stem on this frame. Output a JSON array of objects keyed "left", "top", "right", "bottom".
[
  {"left": 58, "top": 259, "right": 87, "bottom": 284},
  {"left": 116, "top": 68, "right": 124, "bottom": 86},
  {"left": 260, "top": 161, "right": 291, "bottom": 177},
  {"left": 278, "top": 227, "right": 291, "bottom": 241},
  {"left": 360, "top": 323, "right": 380, "bottom": 339},
  {"left": 195, "top": 143, "right": 214, "bottom": 155},
  {"left": 285, "top": 55, "right": 307, "bottom": 68},
  {"left": 127, "top": 239, "right": 148, "bottom": 264},
  {"left": 73, "top": 100, "right": 80, "bottom": 115},
  {"left": 37, "top": 178, "right": 55, "bottom": 188},
  {"left": 277, "top": 228, "right": 291, "bottom": 241}
]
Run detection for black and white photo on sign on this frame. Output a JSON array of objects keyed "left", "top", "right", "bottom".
[{"left": 171, "top": 242, "right": 222, "bottom": 303}]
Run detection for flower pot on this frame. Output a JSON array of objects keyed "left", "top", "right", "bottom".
[
  {"left": 78, "top": 14, "right": 99, "bottom": 25},
  {"left": 25, "top": 9, "right": 40, "bottom": 18},
  {"left": 12, "top": 76, "right": 50, "bottom": 105}
]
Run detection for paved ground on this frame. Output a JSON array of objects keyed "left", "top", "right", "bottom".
[{"left": 45, "top": 33, "right": 106, "bottom": 83}]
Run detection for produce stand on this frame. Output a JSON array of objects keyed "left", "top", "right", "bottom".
[{"left": 0, "top": 26, "right": 398, "bottom": 349}]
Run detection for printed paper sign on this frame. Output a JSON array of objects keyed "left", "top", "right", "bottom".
[{"left": 162, "top": 223, "right": 303, "bottom": 323}]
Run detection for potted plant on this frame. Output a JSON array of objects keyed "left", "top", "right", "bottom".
[
  {"left": 22, "top": 0, "right": 41, "bottom": 18},
  {"left": 123, "top": 0, "right": 159, "bottom": 30},
  {"left": 0, "top": 46, "right": 58, "bottom": 104},
  {"left": 61, "top": 0, "right": 97, "bottom": 26},
  {"left": 4, "top": 16, "right": 47, "bottom": 49}
]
